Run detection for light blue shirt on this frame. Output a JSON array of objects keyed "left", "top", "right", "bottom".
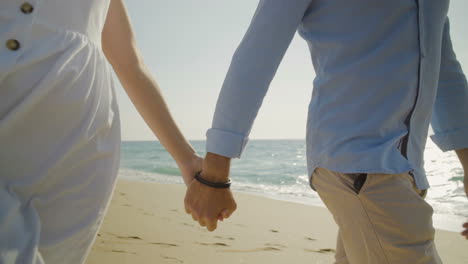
[{"left": 206, "top": 0, "right": 468, "bottom": 190}]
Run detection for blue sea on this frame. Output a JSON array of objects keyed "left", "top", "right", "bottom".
[{"left": 119, "top": 140, "right": 467, "bottom": 232}]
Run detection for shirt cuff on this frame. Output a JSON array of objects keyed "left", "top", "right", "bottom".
[
  {"left": 430, "top": 127, "right": 468, "bottom": 152},
  {"left": 206, "top": 128, "right": 249, "bottom": 158}
]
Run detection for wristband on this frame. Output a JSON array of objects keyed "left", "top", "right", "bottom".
[{"left": 194, "top": 171, "right": 231, "bottom": 189}]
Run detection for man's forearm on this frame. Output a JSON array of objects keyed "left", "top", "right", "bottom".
[{"left": 202, "top": 152, "right": 231, "bottom": 182}]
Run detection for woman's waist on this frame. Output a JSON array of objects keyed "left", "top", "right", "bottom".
[
  {"left": 0, "top": 0, "right": 109, "bottom": 47},
  {"left": 0, "top": 18, "right": 110, "bottom": 78}
]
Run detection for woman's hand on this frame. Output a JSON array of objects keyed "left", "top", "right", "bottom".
[{"left": 178, "top": 155, "right": 203, "bottom": 187}]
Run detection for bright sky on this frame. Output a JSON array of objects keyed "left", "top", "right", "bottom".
[{"left": 117, "top": 0, "right": 468, "bottom": 141}]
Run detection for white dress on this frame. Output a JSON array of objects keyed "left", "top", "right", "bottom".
[{"left": 0, "top": 1, "right": 120, "bottom": 263}]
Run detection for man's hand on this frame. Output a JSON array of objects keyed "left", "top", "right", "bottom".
[{"left": 184, "top": 153, "right": 237, "bottom": 231}]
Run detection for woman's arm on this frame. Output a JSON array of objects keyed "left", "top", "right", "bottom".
[
  {"left": 101, "top": 0, "right": 201, "bottom": 185},
  {"left": 455, "top": 148, "right": 468, "bottom": 198},
  {"left": 456, "top": 148, "right": 468, "bottom": 239}
]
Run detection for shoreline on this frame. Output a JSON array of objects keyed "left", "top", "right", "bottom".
[
  {"left": 119, "top": 174, "right": 466, "bottom": 233},
  {"left": 86, "top": 179, "right": 468, "bottom": 264}
]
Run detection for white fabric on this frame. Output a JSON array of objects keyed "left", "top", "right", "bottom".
[{"left": 0, "top": 1, "right": 121, "bottom": 263}]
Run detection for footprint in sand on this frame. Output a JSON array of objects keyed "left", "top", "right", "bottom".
[
  {"left": 106, "top": 233, "right": 179, "bottom": 248},
  {"left": 150, "top": 242, "right": 178, "bottom": 248},
  {"left": 134, "top": 208, "right": 156, "bottom": 216},
  {"left": 214, "top": 236, "right": 235, "bottom": 241},
  {"left": 304, "top": 248, "right": 336, "bottom": 254},
  {"left": 161, "top": 255, "right": 184, "bottom": 263},
  {"left": 264, "top": 243, "right": 286, "bottom": 249},
  {"left": 221, "top": 247, "right": 282, "bottom": 253},
  {"left": 111, "top": 234, "right": 143, "bottom": 240},
  {"left": 196, "top": 242, "right": 230, "bottom": 247},
  {"left": 109, "top": 249, "right": 136, "bottom": 255}
]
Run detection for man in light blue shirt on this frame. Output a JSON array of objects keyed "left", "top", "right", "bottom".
[{"left": 185, "top": 1, "right": 468, "bottom": 263}]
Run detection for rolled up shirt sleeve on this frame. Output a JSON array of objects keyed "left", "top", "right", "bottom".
[
  {"left": 206, "top": 0, "right": 312, "bottom": 158},
  {"left": 430, "top": 18, "right": 468, "bottom": 151}
]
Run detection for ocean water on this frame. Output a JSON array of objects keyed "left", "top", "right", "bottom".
[{"left": 119, "top": 140, "right": 467, "bottom": 232}]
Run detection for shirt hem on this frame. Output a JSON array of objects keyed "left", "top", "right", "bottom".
[{"left": 307, "top": 162, "right": 430, "bottom": 191}]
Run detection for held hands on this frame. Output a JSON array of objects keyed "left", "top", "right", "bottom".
[
  {"left": 184, "top": 153, "right": 237, "bottom": 231},
  {"left": 184, "top": 178, "right": 236, "bottom": 231}
]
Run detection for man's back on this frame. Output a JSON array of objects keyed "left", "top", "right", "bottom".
[
  {"left": 184, "top": 1, "right": 468, "bottom": 262},
  {"left": 205, "top": 0, "right": 467, "bottom": 191}
]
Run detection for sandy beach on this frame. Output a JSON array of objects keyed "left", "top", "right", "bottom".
[{"left": 86, "top": 180, "right": 468, "bottom": 264}]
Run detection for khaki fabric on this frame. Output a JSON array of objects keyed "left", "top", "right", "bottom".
[{"left": 311, "top": 168, "right": 442, "bottom": 264}]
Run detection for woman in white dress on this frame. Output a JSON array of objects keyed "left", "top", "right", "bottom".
[{"left": 0, "top": 0, "right": 202, "bottom": 263}]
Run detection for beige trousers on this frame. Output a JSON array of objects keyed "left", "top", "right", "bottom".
[{"left": 311, "top": 167, "right": 443, "bottom": 264}]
